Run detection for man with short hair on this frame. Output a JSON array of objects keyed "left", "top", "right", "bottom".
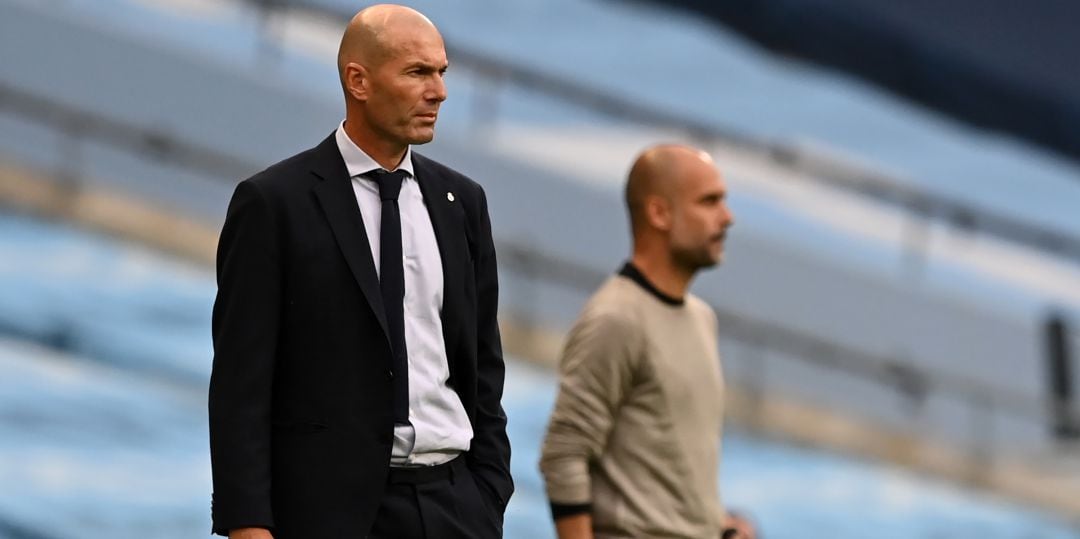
[
  {"left": 540, "top": 144, "right": 748, "bottom": 538},
  {"left": 209, "top": 5, "right": 512, "bottom": 538}
]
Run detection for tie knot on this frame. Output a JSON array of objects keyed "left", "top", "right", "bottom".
[{"left": 367, "top": 169, "right": 408, "bottom": 202}]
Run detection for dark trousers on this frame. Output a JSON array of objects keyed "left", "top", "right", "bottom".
[{"left": 369, "top": 457, "right": 503, "bottom": 539}]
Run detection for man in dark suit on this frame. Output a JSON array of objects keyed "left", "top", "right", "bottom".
[{"left": 208, "top": 5, "right": 512, "bottom": 538}]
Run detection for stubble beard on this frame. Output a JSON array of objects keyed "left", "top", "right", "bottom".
[{"left": 672, "top": 244, "right": 720, "bottom": 275}]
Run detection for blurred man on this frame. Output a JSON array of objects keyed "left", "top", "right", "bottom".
[
  {"left": 208, "top": 5, "right": 511, "bottom": 538},
  {"left": 540, "top": 145, "right": 750, "bottom": 538}
]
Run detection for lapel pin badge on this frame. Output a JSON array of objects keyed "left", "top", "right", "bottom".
[{"left": 447, "top": 192, "right": 455, "bottom": 202}]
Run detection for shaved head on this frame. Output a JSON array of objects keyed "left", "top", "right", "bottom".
[
  {"left": 625, "top": 144, "right": 715, "bottom": 234},
  {"left": 336, "top": 4, "right": 448, "bottom": 168},
  {"left": 624, "top": 143, "right": 734, "bottom": 271},
  {"left": 337, "top": 4, "right": 442, "bottom": 93}
]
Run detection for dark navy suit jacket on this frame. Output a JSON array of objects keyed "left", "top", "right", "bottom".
[{"left": 208, "top": 134, "right": 512, "bottom": 538}]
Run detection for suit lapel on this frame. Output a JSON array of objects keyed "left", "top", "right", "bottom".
[
  {"left": 309, "top": 134, "right": 390, "bottom": 340},
  {"left": 413, "top": 153, "right": 466, "bottom": 363}
]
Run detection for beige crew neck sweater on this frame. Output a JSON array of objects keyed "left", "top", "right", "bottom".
[{"left": 540, "top": 273, "right": 726, "bottom": 538}]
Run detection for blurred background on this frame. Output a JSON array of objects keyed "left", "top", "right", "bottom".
[{"left": 2, "top": 0, "right": 1080, "bottom": 537}]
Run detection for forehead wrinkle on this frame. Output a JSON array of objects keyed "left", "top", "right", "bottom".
[{"left": 338, "top": 5, "right": 442, "bottom": 76}]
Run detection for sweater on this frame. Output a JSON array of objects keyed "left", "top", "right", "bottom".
[{"left": 540, "top": 269, "right": 726, "bottom": 538}]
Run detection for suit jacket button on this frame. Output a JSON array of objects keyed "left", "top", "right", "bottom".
[{"left": 387, "top": 369, "right": 394, "bottom": 379}]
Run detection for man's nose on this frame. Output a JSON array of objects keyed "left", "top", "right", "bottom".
[
  {"left": 429, "top": 76, "right": 447, "bottom": 102},
  {"left": 721, "top": 205, "right": 735, "bottom": 229}
]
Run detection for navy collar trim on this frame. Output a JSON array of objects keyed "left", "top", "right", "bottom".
[{"left": 618, "top": 262, "right": 684, "bottom": 306}]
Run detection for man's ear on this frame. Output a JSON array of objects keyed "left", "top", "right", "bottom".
[
  {"left": 645, "top": 195, "right": 672, "bottom": 232},
  {"left": 344, "top": 62, "right": 370, "bottom": 102}
]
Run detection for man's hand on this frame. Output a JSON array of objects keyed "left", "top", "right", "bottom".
[
  {"left": 721, "top": 512, "right": 756, "bottom": 539},
  {"left": 554, "top": 513, "right": 593, "bottom": 539},
  {"left": 229, "top": 528, "right": 273, "bottom": 539}
]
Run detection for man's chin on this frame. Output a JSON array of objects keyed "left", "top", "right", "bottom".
[
  {"left": 699, "top": 250, "right": 724, "bottom": 269},
  {"left": 406, "top": 120, "right": 438, "bottom": 141},
  {"left": 674, "top": 250, "right": 720, "bottom": 273},
  {"left": 406, "top": 130, "right": 436, "bottom": 145},
  {"left": 708, "top": 243, "right": 727, "bottom": 266}
]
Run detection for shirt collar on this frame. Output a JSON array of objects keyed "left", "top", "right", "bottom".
[
  {"left": 618, "top": 262, "right": 685, "bottom": 306},
  {"left": 334, "top": 121, "right": 415, "bottom": 179}
]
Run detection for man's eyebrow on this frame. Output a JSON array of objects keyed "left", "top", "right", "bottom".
[{"left": 405, "top": 61, "right": 449, "bottom": 70}]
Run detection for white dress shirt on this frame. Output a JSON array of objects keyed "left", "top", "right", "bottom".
[{"left": 334, "top": 123, "right": 473, "bottom": 466}]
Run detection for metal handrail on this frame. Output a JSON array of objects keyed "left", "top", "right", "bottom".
[
  {"left": 0, "top": 83, "right": 260, "bottom": 181},
  {"left": 255, "top": 0, "right": 1080, "bottom": 266},
  {"left": 498, "top": 242, "right": 1076, "bottom": 427},
  {"left": 0, "top": 45, "right": 1074, "bottom": 436}
]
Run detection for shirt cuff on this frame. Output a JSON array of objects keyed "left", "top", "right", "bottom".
[{"left": 550, "top": 502, "right": 592, "bottom": 520}]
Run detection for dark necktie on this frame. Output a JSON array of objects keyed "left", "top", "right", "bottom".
[{"left": 368, "top": 169, "right": 410, "bottom": 425}]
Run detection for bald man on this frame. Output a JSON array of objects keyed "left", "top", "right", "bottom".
[
  {"left": 209, "top": 5, "right": 512, "bottom": 538},
  {"left": 540, "top": 145, "right": 747, "bottom": 539}
]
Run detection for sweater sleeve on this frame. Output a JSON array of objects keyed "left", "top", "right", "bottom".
[{"left": 539, "top": 309, "right": 641, "bottom": 505}]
